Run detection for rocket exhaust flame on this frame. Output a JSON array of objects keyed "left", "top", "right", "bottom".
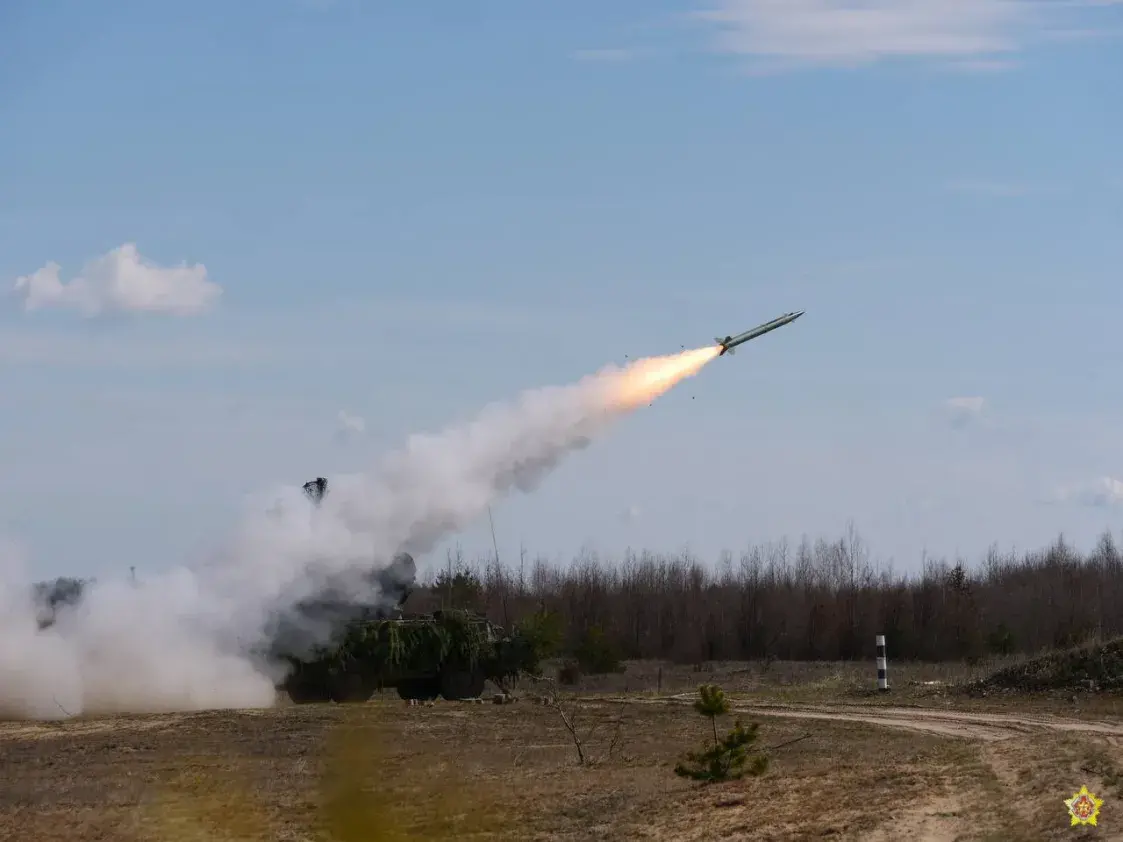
[{"left": 603, "top": 346, "right": 721, "bottom": 410}]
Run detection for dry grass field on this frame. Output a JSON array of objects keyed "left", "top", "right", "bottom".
[{"left": 3, "top": 659, "right": 1122, "bottom": 842}]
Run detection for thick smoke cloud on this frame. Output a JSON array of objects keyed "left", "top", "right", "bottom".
[{"left": 0, "top": 357, "right": 661, "bottom": 720}]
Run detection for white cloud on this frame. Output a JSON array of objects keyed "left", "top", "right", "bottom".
[
  {"left": 11, "top": 243, "right": 221, "bottom": 317},
  {"left": 1053, "top": 476, "right": 1123, "bottom": 508},
  {"left": 334, "top": 410, "right": 366, "bottom": 443},
  {"left": 943, "top": 395, "right": 985, "bottom": 427},
  {"left": 620, "top": 504, "right": 642, "bottom": 523},
  {"left": 692, "top": 0, "right": 1119, "bottom": 71}
]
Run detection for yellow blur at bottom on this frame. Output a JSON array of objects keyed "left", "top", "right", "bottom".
[{"left": 137, "top": 707, "right": 504, "bottom": 842}]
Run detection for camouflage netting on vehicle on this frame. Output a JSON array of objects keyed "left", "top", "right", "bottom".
[
  {"left": 278, "top": 606, "right": 542, "bottom": 703},
  {"left": 964, "top": 636, "right": 1123, "bottom": 695},
  {"left": 326, "top": 610, "right": 491, "bottom": 672},
  {"left": 289, "top": 609, "right": 534, "bottom": 675}
]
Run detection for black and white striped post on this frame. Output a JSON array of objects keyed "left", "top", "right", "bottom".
[{"left": 875, "top": 634, "right": 889, "bottom": 691}]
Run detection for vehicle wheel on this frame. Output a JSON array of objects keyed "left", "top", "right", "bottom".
[
  {"left": 396, "top": 677, "right": 440, "bottom": 701},
  {"left": 285, "top": 672, "right": 333, "bottom": 704},
  {"left": 328, "top": 670, "right": 375, "bottom": 703},
  {"left": 439, "top": 667, "right": 486, "bottom": 701}
]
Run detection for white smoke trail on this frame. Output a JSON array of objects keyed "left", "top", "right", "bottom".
[{"left": 0, "top": 348, "right": 715, "bottom": 719}]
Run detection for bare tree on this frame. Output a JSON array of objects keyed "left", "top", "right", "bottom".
[{"left": 402, "top": 527, "right": 1123, "bottom": 666}]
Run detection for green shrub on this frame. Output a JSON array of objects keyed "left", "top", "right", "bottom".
[
  {"left": 517, "top": 608, "right": 565, "bottom": 661},
  {"left": 573, "top": 625, "right": 624, "bottom": 674},
  {"left": 987, "top": 623, "right": 1016, "bottom": 656},
  {"left": 674, "top": 684, "right": 769, "bottom": 784}
]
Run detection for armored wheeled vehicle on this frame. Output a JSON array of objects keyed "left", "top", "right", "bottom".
[
  {"left": 271, "top": 477, "right": 540, "bottom": 703},
  {"left": 276, "top": 606, "right": 538, "bottom": 703}
]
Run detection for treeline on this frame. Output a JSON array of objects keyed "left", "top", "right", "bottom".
[{"left": 408, "top": 527, "right": 1123, "bottom": 664}]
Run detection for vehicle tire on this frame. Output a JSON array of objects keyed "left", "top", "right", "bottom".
[
  {"left": 285, "top": 672, "right": 333, "bottom": 704},
  {"left": 396, "top": 677, "right": 440, "bottom": 701},
  {"left": 439, "top": 666, "right": 486, "bottom": 701},
  {"left": 328, "top": 670, "right": 375, "bottom": 703}
]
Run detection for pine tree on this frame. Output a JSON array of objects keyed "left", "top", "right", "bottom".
[{"left": 674, "top": 684, "right": 769, "bottom": 783}]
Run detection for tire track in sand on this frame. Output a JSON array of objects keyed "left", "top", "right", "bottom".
[{"left": 591, "top": 695, "right": 1123, "bottom": 742}]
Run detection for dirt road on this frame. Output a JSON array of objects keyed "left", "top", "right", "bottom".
[
  {"left": 733, "top": 702, "right": 1123, "bottom": 742},
  {"left": 597, "top": 693, "right": 1123, "bottom": 743}
]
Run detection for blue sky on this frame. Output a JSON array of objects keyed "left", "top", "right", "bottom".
[{"left": 2, "top": 0, "right": 1121, "bottom": 580}]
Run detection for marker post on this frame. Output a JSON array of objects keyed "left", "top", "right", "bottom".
[{"left": 876, "top": 634, "right": 889, "bottom": 692}]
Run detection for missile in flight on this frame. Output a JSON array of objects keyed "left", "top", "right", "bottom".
[{"left": 715, "top": 310, "right": 804, "bottom": 357}]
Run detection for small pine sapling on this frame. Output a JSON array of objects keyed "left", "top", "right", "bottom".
[{"left": 674, "top": 684, "right": 769, "bottom": 783}]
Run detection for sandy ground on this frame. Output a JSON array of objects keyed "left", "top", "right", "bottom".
[{"left": 1, "top": 660, "right": 1121, "bottom": 841}]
